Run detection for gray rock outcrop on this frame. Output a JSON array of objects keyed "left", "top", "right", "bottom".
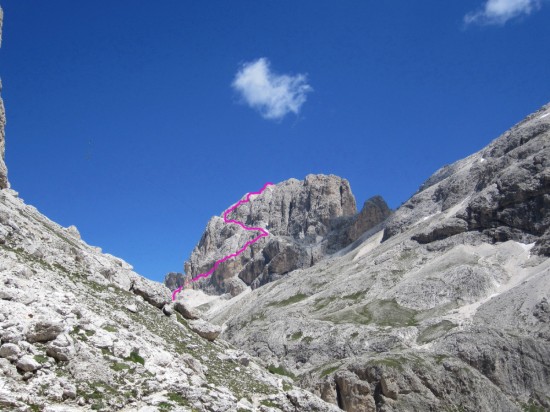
[
  {"left": 188, "top": 319, "right": 222, "bottom": 341},
  {"left": 164, "top": 271, "right": 185, "bottom": 291},
  {"left": 173, "top": 299, "right": 201, "bottom": 320},
  {"left": 180, "top": 175, "right": 390, "bottom": 295}
]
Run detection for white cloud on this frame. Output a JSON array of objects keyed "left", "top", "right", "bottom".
[
  {"left": 232, "top": 58, "right": 312, "bottom": 120},
  {"left": 465, "top": 0, "right": 542, "bottom": 25}
]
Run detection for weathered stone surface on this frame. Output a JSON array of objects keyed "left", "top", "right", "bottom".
[
  {"left": 188, "top": 319, "right": 221, "bottom": 341},
  {"left": 125, "top": 303, "right": 138, "bottom": 313},
  {"left": 164, "top": 272, "right": 185, "bottom": 291},
  {"left": 46, "top": 334, "right": 75, "bottom": 362},
  {"left": 0, "top": 182, "right": 328, "bottom": 410},
  {"left": 26, "top": 319, "right": 64, "bottom": 343},
  {"left": 16, "top": 355, "right": 41, "bottom": 372},
  {"left": 181, "top": 175, "right": 390, "bottom": 295},
  {"left": 380, "top": 376, "right": 398, "bottom": 400},
  {"left": 286, "top": 389, "right": 342, "bottom": 412},
  {"left": 173, "top": 299, "right": 200, "bottom": 320},
  {"left": 345, "top": 196, "right": 392, "bottom": 244},
  {"left": 412, "top": 217, "right": 468, "bottom": 244},
  {"left": 0, "top": 343, "right": 20, "bottom": 361},
  {"left": 334, "top": 370, "right": 376, "bottom": 412},
  {"left": 129, "top": 276, "right": 171, "bottom": 309}
]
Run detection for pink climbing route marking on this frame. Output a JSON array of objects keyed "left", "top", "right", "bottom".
[{"left": 171, "top": 182, "right": 274, "bottom": 301}]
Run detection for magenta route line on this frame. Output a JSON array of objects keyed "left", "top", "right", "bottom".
[{"left": 171, "top": 182, "right": 274, "bottom": 301}]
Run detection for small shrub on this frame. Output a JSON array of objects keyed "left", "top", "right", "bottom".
[
  {"left": 290, "top": 331, "right": 303, "bottom": 341},
  {"left": 125, "top": 351, "right": 145, "bottom": 365}
]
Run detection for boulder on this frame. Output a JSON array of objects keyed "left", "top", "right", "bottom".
[
  {"left": 0, "top": 343, "right": 20, "bottom": 361},
  {"left": 129, "top": 276, "right": 171, "bottom": 309},
  {"left": 46, "top": 334, "right": 75, "bottom": 362},
  {"left": 26, "top": 319, "right": 64, "bottom": 343},
  {"left": 16, "top": 355, "right": 41, "bottom": 372},
  {"left": 173, "top": 300, "right": 200, "bottom": 320},
  {"left": 188, "top": 319, "right": 221, "bottom": 341}
]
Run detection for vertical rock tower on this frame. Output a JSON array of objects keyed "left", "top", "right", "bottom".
[{"left": 0, "top": 6, "right": 8, "bottom": 189}]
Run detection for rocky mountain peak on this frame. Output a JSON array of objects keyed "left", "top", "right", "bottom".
[
  {"left": 382, "top": 103, "right": 550, "bottom": 256},
  {"left": 176, "top": 174, "right": 390, "bottom": 296},
  {"left": 199, "top": 103, "right": 550, "bottom": 412}
]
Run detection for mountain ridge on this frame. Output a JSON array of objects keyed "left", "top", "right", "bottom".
[{"left": 185, "top": 102, "right": 550, "bottom": 412}]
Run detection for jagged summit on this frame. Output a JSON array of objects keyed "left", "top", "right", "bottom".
[{"left": 175, "top": 174, "right": 390, "bottom": 296}]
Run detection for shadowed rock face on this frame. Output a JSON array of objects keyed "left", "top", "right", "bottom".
[
  {"left": 0, "top": 7, "right": 9, "bottom": 189},
  {"left": 164, "top": 271, "right": 185, "bottom": 291},
  {"left": 180, "top": 174, "right": 390, "bottom": 295}
]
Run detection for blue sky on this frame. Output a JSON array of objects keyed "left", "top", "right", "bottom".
[{"left": 1, "top": 1, "right": 549, "bottom": 283}]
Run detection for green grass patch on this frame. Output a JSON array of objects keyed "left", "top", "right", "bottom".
[
  {"left": 158, "top": 402, "right": 173, "bottom": 411},
  {"left": 268, "top": 293, "right": 308, "bottom": 307},
  {"left": 110, "top": 362, "right": 131, "bottom": 371},
  {"left": 70, "top": 326, "right": 88, "bottom": 342},
  {"left": 369, "top": 356, "right": 408, "bottom": 371},
  {"left": 417, "top": 320, "right": 456, "bottom": 344},
  {"left": 260, "top": 399, "right": 280, "bottom": 408},
  {"left": 267, "top": 364, "right": 296, "bottom": 379},
  {"left": 91, "top": 402, "right": 106, "bottom": 411},
  {"left": 322, "top": 299, "right": 418, "bottom": 327},
  {"left": 302, "top": 336, "right": 314, "bottom": 344},
  {"left": 85, "top": 330, "right": 96, "bottom": 337},
  {"left": 33, "top": 354, "right": 49, "bottom": 364},
  {"left": 103, "top": 325, "right": 118, "bottom": 333},
  {"left": 290, "top": 331, "right": 303, "bottom": 341},
  {"left": 313, "top": 296, "right": 339, "bottom": 311},
  {"left": 125, "top": 351, "right": 145, "bottom": 365},
  {"left": 522, "top": 400, "right": 546, "bottom": 412},
  {"left": 320, "top": 365, "right": 340, "bottom": 377},
  {"left": 167, "top": 392, "right": 189, "bottom": 406}
]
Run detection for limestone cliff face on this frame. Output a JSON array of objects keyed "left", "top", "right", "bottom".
[
  {"left": 0, "top": 7, "right": 8, "bottom": 189},
  {"left": 180, "top": 174, "right": 390, "bottom": 296}
]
